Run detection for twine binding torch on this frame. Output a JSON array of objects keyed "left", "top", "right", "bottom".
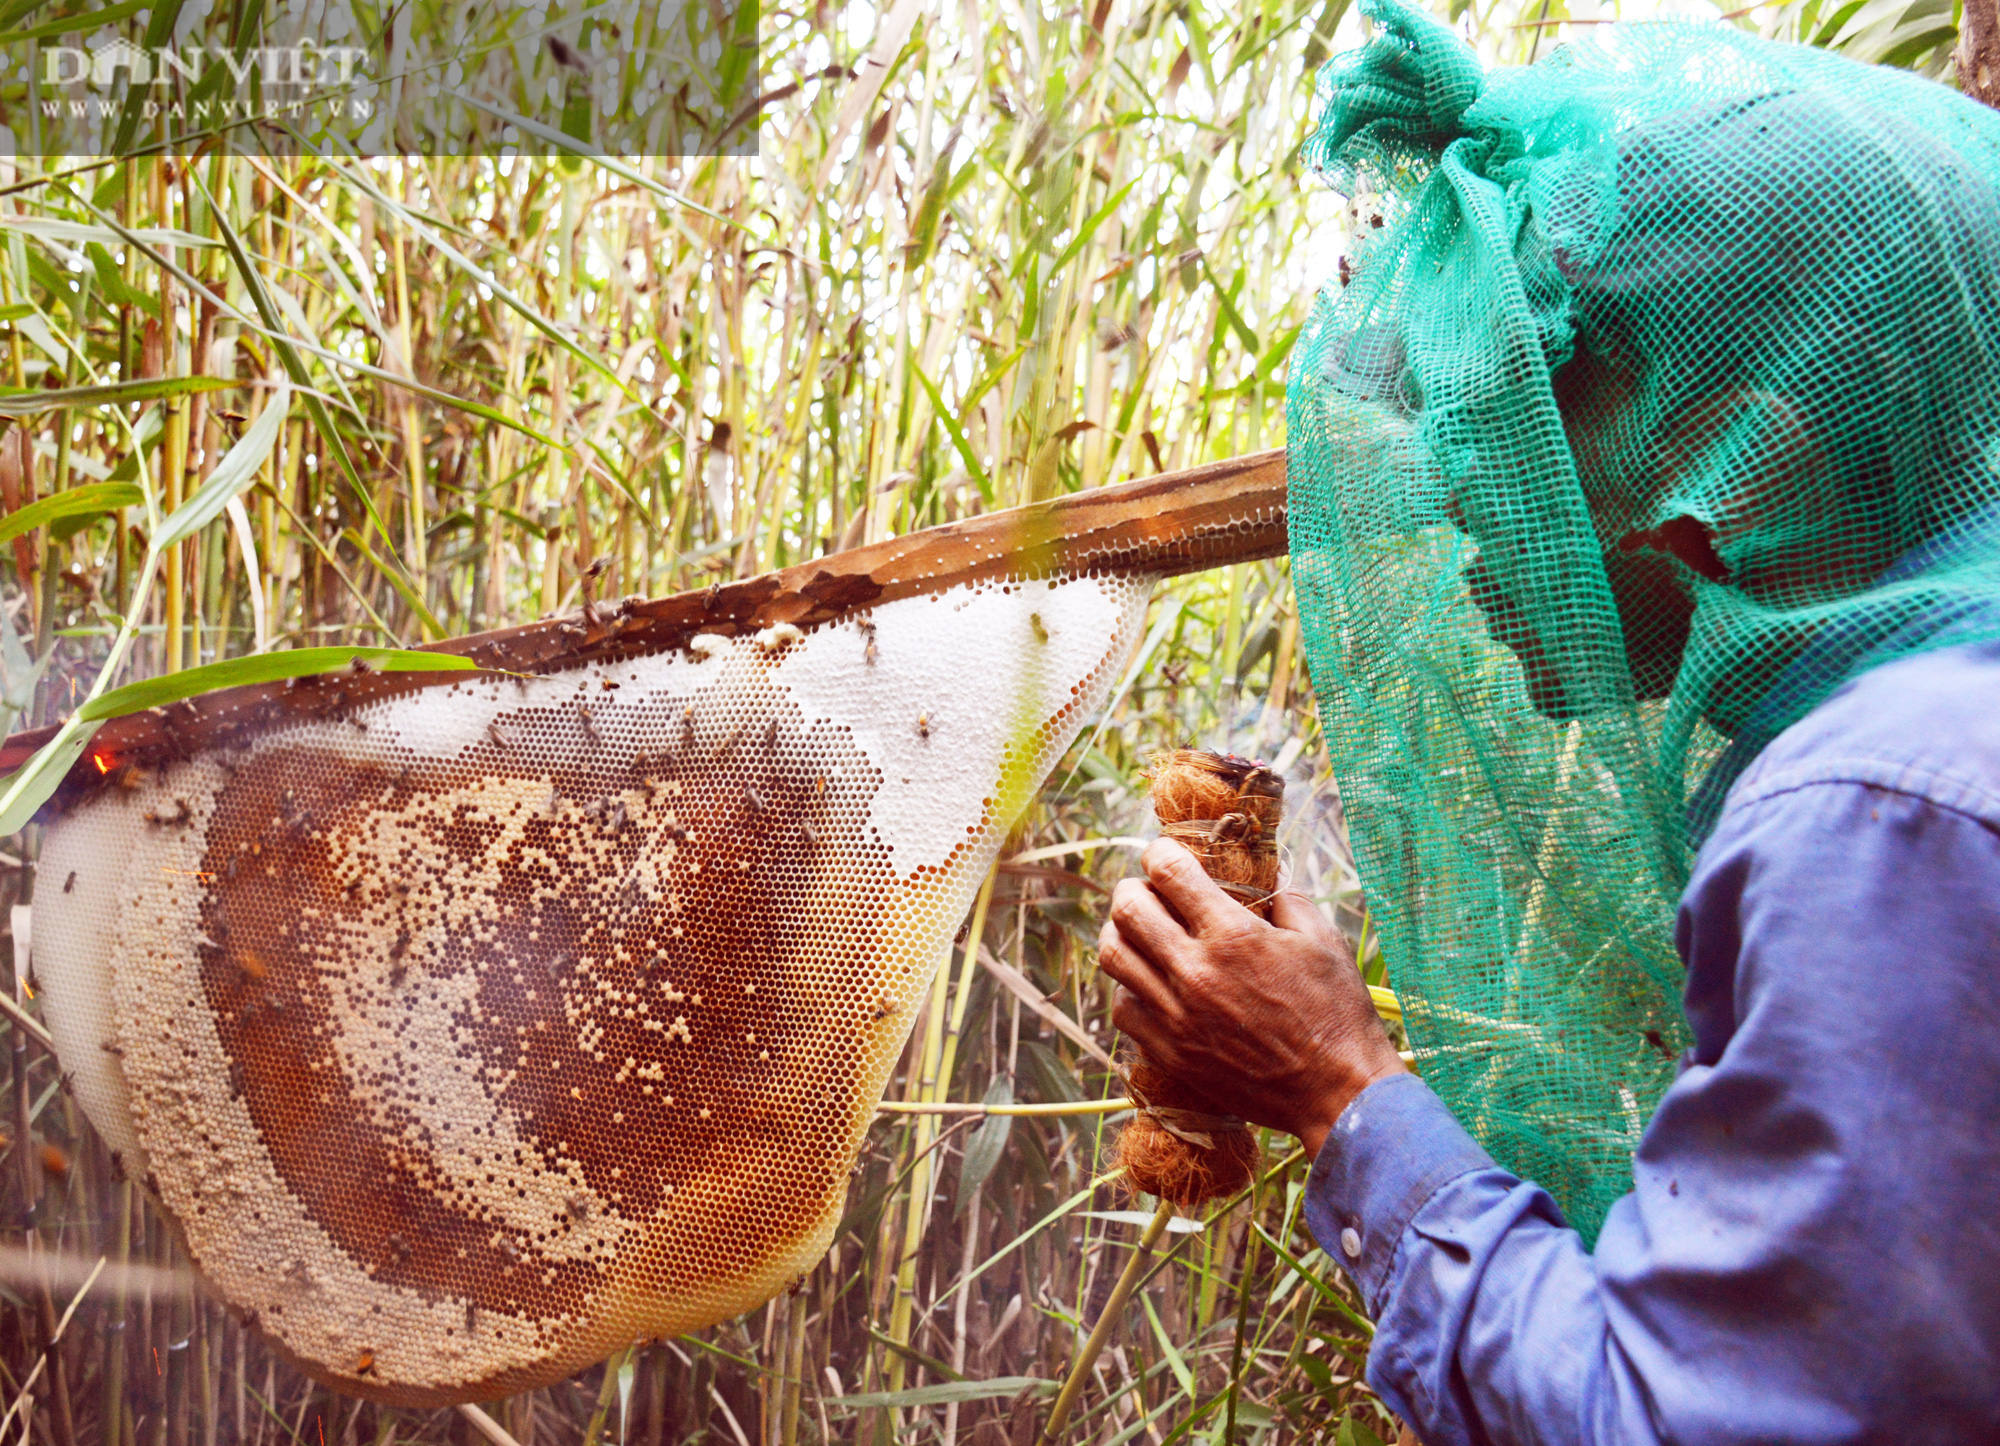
[
  {"left": 1041, "top": 750, "right": 1289, "bottom": 1445},
  {"left": 1116, "top": 749, "right": 1284, "bottom": 1208}
]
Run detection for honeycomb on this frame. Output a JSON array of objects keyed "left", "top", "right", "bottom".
[{"left": 34, "top": 572, "right": 1152, "bottom": 1405}]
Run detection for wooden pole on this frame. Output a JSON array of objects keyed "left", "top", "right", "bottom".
[{"left": 0, "top": 450, "right": 1289, "bottom": 796}]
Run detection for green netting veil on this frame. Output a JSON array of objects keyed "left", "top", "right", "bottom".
[{"left": 1286, "top": 0, "right": 2000, "bottom": 1237}]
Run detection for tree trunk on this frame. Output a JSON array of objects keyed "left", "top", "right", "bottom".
[{"left": 1958, "top": 0, "right": 2000, "bottom": 109}]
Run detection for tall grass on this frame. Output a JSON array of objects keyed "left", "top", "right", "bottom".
[{"left": 0, "top": 0, "right": 1955, "bottom": 1440}]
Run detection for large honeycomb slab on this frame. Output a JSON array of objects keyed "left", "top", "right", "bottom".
[{"left": 35, "top": 572, "right": 1151, "bottom": 1405}]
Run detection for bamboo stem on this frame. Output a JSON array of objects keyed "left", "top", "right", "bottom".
[
  {"left": 1038, "top": 1198, "right": 1175, "bottom": 1445},
  {"left": 101, "top": 1181, "right": 130, "bottom": 1446},
  {"left": 779, "top": 1287, "right": 808, "bottom": 1446},
  {"left": 579, "top": 1345, "right": 627, "bottom": 1446},
  {"left": 876, "top": 1098, "right": 1133, "bottom": 1116}
]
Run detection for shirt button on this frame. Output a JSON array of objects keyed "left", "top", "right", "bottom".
[{"left": 1340, "top": 1226, "right": 1362, "bottom": 1260}]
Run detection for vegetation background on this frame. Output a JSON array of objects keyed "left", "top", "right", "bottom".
[{"left": 0, "top": 0, "right": 1961, "bottom": 1440}]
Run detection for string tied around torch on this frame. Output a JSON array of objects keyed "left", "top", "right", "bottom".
[
  {"left": 1123, "top": 1074, "right": 1246, "bottom": 1152},
  {"left": 1158, "top": 814, "right": 1289, "bottom": 911}
]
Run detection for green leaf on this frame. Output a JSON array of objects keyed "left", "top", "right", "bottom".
[
  {"left": 0, "top": 0, "right": 52, "bottom": 31},
  {"left": 912, "top": 361, "right": 994, "bottom": 505},
  {"left": 187, "top": 174, "right": 387, "bottom": 555},
  {"left": 559, "top": 73, "right": 595, "bottom": 148},
  {"left": 111, "top": 0, "right": 188, "bottom": 155},
  {"left": 1252, "top": 1223, "right": 1375, "bottom": 1337},
  {"left": 907, "top": 119, "right": 965, "bottom": 269},
  {"left": 0, "top": 482, "right": 143, "bottom": 547},
  {"left": 866, "top": 1326, "right": 966, "bottom": 1383},
  {"left": 6, "top": 0, "right": 153, "bottom": 44},
  {"left": 0, "top": 719, "right": 98, "bottom": 835},
  {"left": 0, "top": 376, "right": 233, "bottom": 417},
  {"left": 1022, "top": 1039, "right": 1084, "bottom": 1105},
  {"left": 932, "top": 1179, "right": 1103, "bottom": 1311},
  {"left": 0, "top": 216, "right": 219, "bottom": 251},
  {"left": 1050, "top": 177, "right": 1139, "bottom": 276},
  {"left": 828, "top": 1377, "right": 1054, "bottom": 1411},
  {"left": 1296, "top": 1354, "right": 1341, "bottom": 1403},
  {"left": 1200, "top": 255, "right": 1260, "bottom": 354},
  {"left": 1142, "top": 1292, "right": 1195, "bottom": 1398},
  {"left": 1080, "top": 1210, "right": 1204, "bottom": 1233},
  {"left": 77, "top": 647, "right": 480, "bottom": 723},
  {"left": 341, "top": 527, "right": 449, "bottom": 642},
  {"left": 1234, "top": 1400, "right": 1277, "bottom": 1431},
  {"left": 957, "top": 1076, "right": 1015, "bottom": 1207},
  {"left": 0, "top": 600, "right": 50, "bottom": 740},
  {"left": 1335, "top": 1415, "right": 1385, "bottom": 1446},
  {"left": 152, "top": 389, "right": 289, "bottom": 549}
]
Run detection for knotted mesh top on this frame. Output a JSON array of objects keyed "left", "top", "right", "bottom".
[{"left": 1287, "top": 0, "right": 2000, "bottom": 1235}]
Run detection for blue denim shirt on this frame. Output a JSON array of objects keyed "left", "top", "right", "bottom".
[{"left": 1304, "top": 638, "right": 2000, "bottom": 1444}]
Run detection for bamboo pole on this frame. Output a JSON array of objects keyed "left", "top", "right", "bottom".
[{"left": 1038, "top": 1199, "right": 1175, "bottom": 1445}]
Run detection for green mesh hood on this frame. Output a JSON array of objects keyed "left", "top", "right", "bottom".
[{"left": 1286, "top": 0, "right": 2000, "bottom": 1237}]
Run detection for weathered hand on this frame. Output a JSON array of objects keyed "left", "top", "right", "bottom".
[{"left": 1098, "top": 838, "right": 1407, "bottom": 1159}]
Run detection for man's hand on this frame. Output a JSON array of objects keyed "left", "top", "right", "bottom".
[{"left": 1098, "top": 838, "right": 1407, "bottom": 1159}]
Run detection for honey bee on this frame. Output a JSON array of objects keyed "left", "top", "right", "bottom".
[
  {"left": 145, "top": 799, "right": 192, "bottom": 830},
  {"left": 916, "top": 711, "right": 931, "bottom": 739}
]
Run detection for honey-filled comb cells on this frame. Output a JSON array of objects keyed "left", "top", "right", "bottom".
[{"left": 33, "top": 571, "right": 1153, "bottom": 1406}]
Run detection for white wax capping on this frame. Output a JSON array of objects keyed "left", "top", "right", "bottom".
[
  {"left": 774, "top": 577, "right": 1133, "bottom": 870},
  {"left": 35, "top": 799, "right": 148, "bottom": 1166}
]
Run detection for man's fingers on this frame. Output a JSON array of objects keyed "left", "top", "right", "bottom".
[
  {"left": 1109, "top": 986, "right": 1180, "bottom": 1067},
  {"left": 1097, "top": 921, "right": 1183, "bottom": 1024},
  {"left": 1267, "top": 889, "right": 1348, "bottom": 954},
  {"left": 1107, "top": 875, "right": 1198, "bottom": 973},
  {"left": 1142, "top": 837, "right": 1254, "bottom": 938}
]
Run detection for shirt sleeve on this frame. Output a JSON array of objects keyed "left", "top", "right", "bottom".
[{"left": 1304, "top": 775, "right": 2000, "bottom": 1446}]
